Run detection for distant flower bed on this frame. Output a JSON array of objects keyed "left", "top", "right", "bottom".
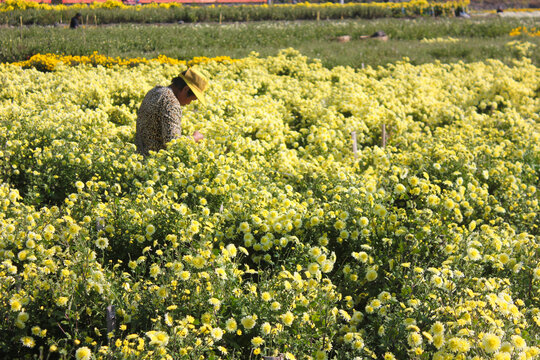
[
  {"left": 510, "top": 26, "right": 540, "bottom": 37},
  {"left": 0, "top": 0, "right": 471, "bottom": 25},
  {"left": 420, "top": 36, "right": 460, "bottom": 43},
  {"left": 9, "top": 52, "right": 237, "bottom": 71}
]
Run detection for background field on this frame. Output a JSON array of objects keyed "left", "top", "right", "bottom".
[
  {"left": 1, "top": 17, "right": 540, "bottom": 67},
  {"left": 0, "top": 0, "right": 468, "bottom": 26}
]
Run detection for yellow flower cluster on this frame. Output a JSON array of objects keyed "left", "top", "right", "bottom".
[
  {"left": 505, "top": 40, "right": 537, "bottom": 57},
  {"left": 420, "top": 36, "right": 461, "bottom": 43},
  {"left": 258, "top": 0, "right": 469, "bottom": 12},
  {"left": 510, "top": 26, "right": 540, "bottom": 37},
  {"left": 0, "top": 48, "right": 538, "bottom": 359},
  {"left": 0, "top": 0, "right": 89, "bottom": 11},
  {"left": 0, "top": 0, "right": 470, "bottom": 14},
  {"left": 9, "top": 52, "right": 237, "bottom": 72}
]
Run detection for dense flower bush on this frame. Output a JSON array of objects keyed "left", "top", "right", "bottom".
[{"left": 0, "top": 49, "right": 539, "bottom": 359}]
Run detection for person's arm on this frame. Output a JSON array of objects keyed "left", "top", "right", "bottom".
[{"left": 192, "top": 130, "right": 204, "bottom": 142}]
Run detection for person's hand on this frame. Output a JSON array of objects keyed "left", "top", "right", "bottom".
[{"left": 192, "top": 130, "right": 204, "bottom": 143}]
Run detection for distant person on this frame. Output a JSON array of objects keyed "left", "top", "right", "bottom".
[
  {"left": 496, "top": 6, "right": 504, "bottom": 13},
  {"left": 70, "top": 13, "right": 82, "bottom": 29},
  {"left": 135, "top": 68, "right": 209, "bottom": 157},
  {"left": 358, "top": 31, "right": 389, "bottom": 41}
]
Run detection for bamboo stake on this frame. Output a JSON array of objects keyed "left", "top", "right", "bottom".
[
  {"left": 219, "top": 12, "right": 222, "bottom": 24},
  {"left": 316, "top": 11, "right": 320, "bottom": 21},
  {"left": 20, "top": 16, "right": 23, "bottom": 39},
  {"left": 106, "top": 305, "right": 116, "bottom": 345},
  {"left": 351, "top": 131, "right": 358, "bottom": 158},
  {"left": 381, "top": 124, "right": 387, "bottom": 148}
]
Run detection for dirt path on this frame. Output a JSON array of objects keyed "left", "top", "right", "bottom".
[
  {"left": 497, "top": 10, "right": 540, "bottom": 17},
  {"left": 473, "top": 10, "right": 540, "bottom": 18}
]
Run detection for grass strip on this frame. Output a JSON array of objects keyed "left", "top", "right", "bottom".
[{"left": 1, "top": 17, "right": 539, "bottom": 67}]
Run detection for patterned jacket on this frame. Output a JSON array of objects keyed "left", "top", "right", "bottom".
[{"left": 135, "top": 86, "right": 183, "bottom": 156}]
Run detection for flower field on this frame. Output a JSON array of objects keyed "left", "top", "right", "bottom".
[
  {"left": 0, "top": 49, "right": 539, "bottom": 359},
  {"left": 0, "top": 0, "right": 470, "bottom": 26}
]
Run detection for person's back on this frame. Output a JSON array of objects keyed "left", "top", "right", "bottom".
[
  {"left": 70, "top": 13, "right": 82, "bottom": 29},
  {"left": 135, "top": 68, "right": 208, "bottom": 157},
  {"left": 135, "top": 86, "right": 183, "bottom": 157}
]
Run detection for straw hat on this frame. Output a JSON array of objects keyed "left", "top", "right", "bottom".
[{"left": 178, "top": 68, "right": 209, "bottom": 106}]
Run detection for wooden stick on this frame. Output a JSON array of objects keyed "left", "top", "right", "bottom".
[
  {"left": 381, "top": 124, "right": 387, "bottom": 148},
  {"left": 351, "top": 131, "right": 358, "bottom": 158},
  {"left": 106, "top": 305, "right": 116, "bottom": 343}
]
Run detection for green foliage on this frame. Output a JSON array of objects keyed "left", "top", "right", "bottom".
[{"left": 1, "top": 17, "right": 539, "bottom": 67}]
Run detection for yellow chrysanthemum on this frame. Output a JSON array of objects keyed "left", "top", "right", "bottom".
[
  {"left": 482, "top": 333, "right": 501, "bottom": 353},
  {"left": 75, "top": 347, "right": 92, "bottom": 360}
]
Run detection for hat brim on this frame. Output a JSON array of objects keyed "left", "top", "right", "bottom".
[{"left": 179, "top": 74, "right": 207, "bottom": 106}]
